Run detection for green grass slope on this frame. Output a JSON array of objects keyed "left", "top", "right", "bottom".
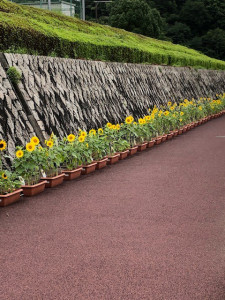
[{"left": 0, "top": 0, "right": 225, "bottom": 69}]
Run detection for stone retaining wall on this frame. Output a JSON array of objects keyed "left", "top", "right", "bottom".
[
  {"left": 1, "top": 53, "right": 225, "bottom": 156},
  {"left": 0, "top": 61, "right": 35, "bottom": 158}
]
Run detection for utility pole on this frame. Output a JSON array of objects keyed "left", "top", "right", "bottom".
[
  {"left": 48, "top": 0, "right": 51, "bottom": 10},
  {"left": 82, "top": 0, "right": 85, "bottom": 20}
]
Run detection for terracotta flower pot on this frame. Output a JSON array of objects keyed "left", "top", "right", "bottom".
[
  {"left": 162, "top": 135, "right": 167, "bottom": 142},
  {"left": 173, "top": 130, "right": 179, "bottom": 136},
  {"left": 96, "top": 158, "right": 108, "bottom": 170},
  {"left": 155, "top": 137, "right": 162, "bottom": 145},
  {"left": 148, "top": 140, "right": 155, "bottom": 148},
  {"left": 167, "top": 133, "right": 173, "bottom": 140},
  {"left": 137, "top": 142, "right": 148, "bottom": 152},
  {"left": 63, "top": 167, "right": 82, "bottom": 181},
  {"left": 82, "top": 162, "right": 97, "bottom": 175},
  {"left": 119, "top": 150, "right": 129, "bottom": 160},
  {"left": 128, "top": 146, "right": 138, "bottom": 156},
  {"left": 187, "top": 125, "right": 191, "bottom": 130},
  {"left": 22, "top": 181, "right": 47, "bottom": 197},
  {"left": 0, "top": 189, "right": 23, "bottom": 207},
  {"left": 41, "top": 173, "right": 65, "bottom": 188},
  {"left": 107, "top": 154, "right": 120, "bottom": 165},
  {"left": 178, "top": 129, "right": 183, "bottom": 135}
]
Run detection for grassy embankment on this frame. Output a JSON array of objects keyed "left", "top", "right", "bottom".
[{"left": 0, "top": 0, "right": 225, "bottom": 69}]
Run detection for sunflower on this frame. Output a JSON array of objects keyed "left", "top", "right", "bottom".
[
  {"left": 78, "top": 136, "right": 85, "bottom": 143},
  {"left": 170, "top": 106, "right": 175, "bottom": 111},
  {"left": 144, "top": 115, "right": 151, "bottom": 122},
  {"left": 138, "top": 118, "right": 144, "bottom": 125},
  {"left": 112, "top": 125, "right": 116, "bottom": 130},
  {"left": 164, "top": 111, "right": 170, "bottom": 116},
  {"left": 47, "top": 140, "right": 54, "bottom": 148},
  {"left": 98, "top": 128, "right": 104, "bottom": 135},
  {"left": 180, "top": 118, "right": 183, "bottom": 122},
  {"left": 86, "top": 143, "right": 89, "bottom": 148},
  {"left": 89, "top": 129, "right": 96, "bottom": 136},
  {"left": 167, "top": 101, "right": 172, "bottom": 106},
  {"left": 16, "top": 150, "right": 24, "bottom": 158},
  {"left": 67, "top": 134, "right": 75, "bottom": 142},
  {"left": 0, "top": 140, "right": 7, "bottom": 151},
  {"left": 198, "top": 106, "right": 203, "bottom": 111},
  {"left": 116, "top": 124, "right": 120, "bottom": 130},
  {"left": 26, "top": 142, "right": 35, "bottom": 152},
  {"left": 180, "top": 112, "right": 184, "bottom": 116},
  {"left": 153, "top": 108, "right": 158, "bottom": 113},
  {"left": 80, "top": 131, "right": 87, "bottom": 138},
  {"left": 106, "top": 123, "right": 112, "bottom": 128},
  {"left": 30, "top": 136, "right": 40, "bottom": 145},
  {"left": 125, "top": 116, "right": 133, "bottom": 124},
  {"left": 2, "top": 173, "right": 7, "bottom": 180}
]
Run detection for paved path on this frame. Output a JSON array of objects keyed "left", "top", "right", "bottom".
[{"left": 1, "top": 116, "right": 225, "bottom": 300}]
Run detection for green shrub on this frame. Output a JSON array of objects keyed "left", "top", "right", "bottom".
[{"left": 6, "top": 66, "right": 22, "bottom": 84}]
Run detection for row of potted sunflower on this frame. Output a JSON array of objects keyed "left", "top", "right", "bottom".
[{"left": 0, "top": 95, "right": 225, "bottom": 206}]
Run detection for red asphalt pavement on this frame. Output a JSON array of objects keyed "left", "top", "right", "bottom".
[{"left": 1, "top": 116, "right": 225, "bottom": 300}]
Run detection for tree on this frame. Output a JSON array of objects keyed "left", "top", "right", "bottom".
[
  {"left": 202, "top": 28, "right": 225, "bottom": 60},
  {"left": 146, "top": 0, "right": 177, "bottom": 16},
  {"left": 109, "top": 0, "right": 164, "bottom": 38},
  {"left": 166, "top": 22, "right": 191, "bottom": 44},
  {"left": 203, "top": 0, "right": 225, "bottom": 30},
  {"left": 180, "top": 0, "right": 211, "bottom": 35}
]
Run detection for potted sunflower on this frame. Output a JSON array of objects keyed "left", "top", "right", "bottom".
[
  {"left": 13, "top": 136, "right": 47, "bottom": 196},
  {"left": 60, "top": 134, "right": 83, "bottom": 181},
  {"left": 122, "top": 116, "right": 138, "bottom": 156},
  {"left": 77, "top": 130, "right": 97, "bottom": 175},
  {"left": 0, "top": 170, "right": 22, "bottom": 207},
  {"left": 0, "top": 139, "right": 22, "bottom": 206},
  {"left": 113, "top": 126, "right": 130, "bottom": 160},
  {"left": 40, "top": 134, "right": 64, "bottom": 188},
  {"left": 104, "top": 123, "right": 120, "bottom": 164},
  {"left": 87, "top": 128, "right": 109, "bottom": 169},
  {"left": 135, "top": 118, "right": 149, "bottom": 151}
]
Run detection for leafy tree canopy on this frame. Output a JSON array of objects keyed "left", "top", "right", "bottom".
[
  {"left": 85, "top": 0, "right": 225, "bottom": 61},
  {"left": 109, "top": 0, "right": 164, "bottom": 38}
]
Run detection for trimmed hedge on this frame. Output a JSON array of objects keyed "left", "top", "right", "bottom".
[{"left": 0, "top": 0, "right": 225, "bottom": 70}]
